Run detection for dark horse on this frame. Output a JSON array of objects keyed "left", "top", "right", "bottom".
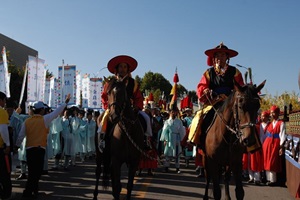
[
  {"left": 202, "top": 80, "right": 266, "bottom": 200},
  {"left": 93, "top": 77, "right": 144, "bottom": 200}
]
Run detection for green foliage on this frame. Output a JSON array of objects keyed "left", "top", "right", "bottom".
[
  {"left": 5, "top": 51, "right": 25, "bottom": 104},
  {"left": 46, "top": 70, "right": 54, "bottom": 78},
  {"left": 140, "top": 71, "right": 172, "bottom": 100},
  {"left": 260, "top": 91, "right": 300, "bottom": 112}
]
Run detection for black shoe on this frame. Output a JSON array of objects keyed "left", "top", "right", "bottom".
[
  {"left": 16, "top": 173, "right": 27, "bottom": 180},
  {"left": 164, "top": 167, "right": 169, "bottom": 173},
  {"left": 248, "top": 179, "right": 254, "bottom": 183},
  {"left": 22, "top": 190, "right": 37, "bottom": 199},
  {"left": 255, "top": 181, "right": 261, "bottom": 185},
  {"left": 176, "top": 168, "right": 181, "bottom": 174},
  {"left": 42, "top": 170, "right": 48, "bottom": 175},
  {"left": 51, "top": 166, "right": 58, "bottom": 171},
  {"left": 136, "top": 170, "right": 142, "bottom": 176},
  {"left": 266, "top": 181, "right": 276, "bottom": 186},
  {"left": 197, "top": 169, "right": 204, "bottom": 178},
  {"left": 64, "top": 167, "right": 70, "bottom": 171},
  {"left": 147, "top": 169, "right": 154, "bottom": 176},
  {"left": 185, "top": 160, "right": 189, "bottom": 168}
]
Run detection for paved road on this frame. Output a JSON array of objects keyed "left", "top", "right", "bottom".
[{"left": 11, "top": 157, "right": 294, "bottom": 200}]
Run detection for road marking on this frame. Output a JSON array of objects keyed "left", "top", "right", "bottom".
[{"left": 120, "top": 176, "right": 153, "bottom": 198}]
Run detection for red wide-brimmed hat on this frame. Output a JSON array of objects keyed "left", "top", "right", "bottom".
[
  {"left": 205, "top": 42, "right": 238, "bottom": 58},
  {"left": 107, "top": 55, "right": 138, "bottom": 74},
  {"left": 205, "top": 42, "right": 238, "bottom": 66},
  {"left": 270, "top": 105, "right": 280, "bottom": 113}
]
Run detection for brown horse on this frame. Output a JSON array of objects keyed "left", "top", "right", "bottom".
[
  {"left": 202, "top": 80, "right": 266, "bottom": 200},
  {"left": 94, "top": 77, "right": 144, "bottom": 200}
]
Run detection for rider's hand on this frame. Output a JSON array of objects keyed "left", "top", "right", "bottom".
[{"left": 65, "top": 94, "right": 71, "bottom": 104}]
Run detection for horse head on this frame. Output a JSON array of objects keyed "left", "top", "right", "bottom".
[
  {"left": 106, "top": 77, "right": 129, "bottom": 124},
  {"left": 233, "top": 80, "right": 266, "bottom": 147}
]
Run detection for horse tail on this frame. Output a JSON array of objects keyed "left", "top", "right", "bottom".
[{"left": 102, "top": 130, "right": 111, "bottom": 189}]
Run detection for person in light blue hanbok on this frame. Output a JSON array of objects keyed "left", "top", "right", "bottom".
[
  {"left": 86, "top": 111, "right": 96, "bottom": 158},
  {"left": 61, "top": 109, "right": 74, "bottom": 170},
  {"left": 78, "top": 110, "right": 87, "bottom": 162},
  {"left": 13, "top": 105, "right": 33, "bottom": 180},
  {"left": 50, "top": 113, "right": 63, "bottom": 170},
  {"left": 69, "top": 107, "right": 81, "bottom": 166},
  {"left": 160, "top": 105, "right": 185, "bottom": 174}
]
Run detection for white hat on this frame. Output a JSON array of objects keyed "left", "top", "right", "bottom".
[{"left": 32, "top": 101, "right": 46, "bottom": 110}]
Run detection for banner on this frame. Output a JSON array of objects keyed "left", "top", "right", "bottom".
[
  {"left": 49, "top": 77, "right": 58, "bottom": 108},
  {"left": 0, "top": 62, "right": 5, "bottom": 93},
  {"left": 81, "top": 74, "right": 90, "bottom": 108},
  {"left": 89, "top": 78, "right": 103, "bottom": 109},
  {"left": 44, "top": 78, "right": 51, "bottom": 105},
  {"left": 27, "top": 55, "right": 46, "bottom": 101},
  {"left": 1, "top": 47, "right": 10, "bottom": 97},
  {"left": 76, "top": 71, "right": 82, "bottom": 106},
  {"left": 58, "top": 65, "right": 76, "bottom": 105}
]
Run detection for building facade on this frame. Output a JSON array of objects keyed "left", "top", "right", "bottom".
[{"left": 0, "top": 33, "right": 38, "bottom": 67}]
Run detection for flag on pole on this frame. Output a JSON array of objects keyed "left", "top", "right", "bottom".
[
  {"left": 27, "top": 55, "right": 46, "bottom": 101},
  {"left": 19, "top": 62, "right": 28, "bottom": 106},
  {"left": 1, "top": 46, "right": 10, "bottom": 97},
  {"left": 76, "top": 71, "right": 82, "bottom": 106},
  {"left": 58, "top": 65, "right": 76, "bottom": 105},
  {"left": 169, "top": 68, "right": 179, "bottom": 110},
  {"left": 81, "top": 74, "right": 90, "bottom": 108},
  {"left": 89, "top": 77, "right": 103, "bottom": 109}
]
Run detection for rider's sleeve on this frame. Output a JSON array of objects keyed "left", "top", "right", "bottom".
[
  {"left": 101, "top": 83, "right": 109, "bottom": 110},
  {"left": 197, "top": 70, "right": 210, "bottom": 103},
  {"left": 132, "top": 80, "right": 144, "bottom": 110}
]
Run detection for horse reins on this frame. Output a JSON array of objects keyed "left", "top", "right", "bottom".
[
  {"left": 204, "top": 92, "right": 256, "bottom": 142},
  {"left": 118, "top": 113, "right": 163, "bottom": 165}
]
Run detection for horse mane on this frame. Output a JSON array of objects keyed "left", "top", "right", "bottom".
[{"left": 218, "top": 83, "right": 261, "bottom": 114}]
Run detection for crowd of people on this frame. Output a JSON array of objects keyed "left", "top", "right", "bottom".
[{"left": 0, "top": 43, "right": 289, "bottom": 200}]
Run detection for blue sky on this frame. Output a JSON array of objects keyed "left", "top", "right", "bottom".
[{"left": 1, "top": 0, "right": 299, "bottom": 96}]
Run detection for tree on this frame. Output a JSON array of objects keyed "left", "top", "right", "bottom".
[
  {"left": 260, "top": 91, "right": 300, "bottom": 113},
  {"left": 140, "top": 71, "right": 172, "bottom": 100},
  {"left": 46, "top": 70, "right": 54, "bottom": 78},
  {"left": 4, "top": 50, "right": 25, "bottom": 106}
]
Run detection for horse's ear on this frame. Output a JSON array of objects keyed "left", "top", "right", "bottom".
[
  {"left": 255, "top": 80, "right": 266, "bottom": 93},
  {"left": 103, "top": 76, "right": 108, "bottom": 82},
  {"left": 233, "top": 79, "right": 243, "bottom": 92}
]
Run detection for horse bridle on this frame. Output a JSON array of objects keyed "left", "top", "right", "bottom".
[
  {"left": 205, "top": 91, "right": 258, "bottom": 141},
  {"left": 233, "top": 94, "right": 258, "bottom": 140}
]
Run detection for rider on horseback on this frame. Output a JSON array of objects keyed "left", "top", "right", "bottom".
[
  {"left": 188, "top": 42, "right": 245, "bottom": 149},
  {"left": 99, "top": 55, "right": 151, "bottom": 152}
]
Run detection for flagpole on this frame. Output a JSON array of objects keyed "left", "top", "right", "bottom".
[
  {"left": 2, "top": 46, "right": 10, "bottom": 97},
  {"left": 19, "top": 62, "right": 28, "bottom": 107},
  {"left": 35, "top": 55, "right": 39, "bottom": 101},
  {"left": 61, "top": 59, "right": 65, "bottom": 104}
]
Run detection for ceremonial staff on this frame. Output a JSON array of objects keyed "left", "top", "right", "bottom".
[{"left": 19, "top": 62, "right": 28, "bottom": 107}]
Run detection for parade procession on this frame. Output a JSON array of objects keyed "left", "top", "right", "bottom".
[
  {"left": 1, "top": 31, "right": 299, "bottom": 200},
  {"left": 1, "top": 2, "right": 300, "bottom": 199}
]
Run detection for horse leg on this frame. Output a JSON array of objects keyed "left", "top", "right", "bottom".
[
  {"left": 224, "top": 166, "right": 232, "bottom": 200},
  {"left": 232, "top": 163, "right": 244, "bottom": 200},
  {"left": 93, "top": 156, "right": 102, "bottom": 200},
  {"left": 111, "top": 160, "right": 122, "bottom": 200},
  {"left": 206, "top": 159, "right": 221, "bottom": 200},
  {"left": 126, "top": 161, "right": 138, "bottom": 200},
  {"left": 203, "top": 155, "right": 210, "bottom": 200},
  {"left": 211, "top": 166, "right": 222, "bottom": 200},
  {"left": 203, "top": 169, "right": 210, "bottom": 200}
]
